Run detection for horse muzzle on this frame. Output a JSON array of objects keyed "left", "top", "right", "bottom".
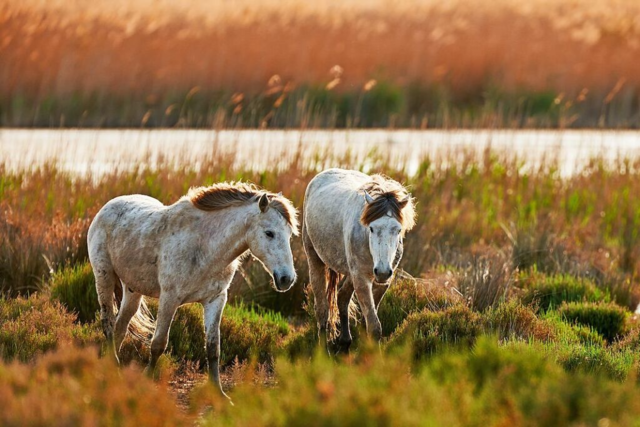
[
  {"left": 373, "top": 267, "right": 393, "bottom": 283},
  {"left": 273, "top": 271, "right": 295, "bottom": 291}
]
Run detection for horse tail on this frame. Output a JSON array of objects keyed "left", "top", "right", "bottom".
[
  {"left": 111, "top": 296, "right": 155, "bottom": 346},
  {"left": 326, "top": 268, "right": 341, "bottom": 336},
  {"left": 128, "top": 298, "right": 156, "bottom": 345}
]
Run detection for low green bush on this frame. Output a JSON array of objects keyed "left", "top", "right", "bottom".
[
  {"left": 558, "top": 301, "right": 628, "bottom": 342},
  {"left": 221, "top": 303, "right": 290, "bottom": 366},
  {"left": 199, "top": 337, "right": 640, "bottom": 426},
  {"left": 50, "top": 262, "right": 98, "bottom": 323},
  {"left": 546, "top": 340, "right": 637, "bottom": 380},
  {"left": 520, "top": 273, "right": 609, "bottom": 312},
  {"left": 387, "top": 305, "right": 482, "bottom": 359},
  {"left": 144, "top": 300, "right": 291, "bottom": 367},
  {"left": 279, "top": 325, "right": 318, "bottom": 360},
  {"left": 541, "top": 312, "right": 606, "bottom": 347},
  {"left": 378, "top": 276, "right": 459, "bottom": 337},
  {"left": 0, "top": 294, "right": 100, "bottom": 362},
  {"left": 483, "top": 300, "right": 555, "bottom": 341}
]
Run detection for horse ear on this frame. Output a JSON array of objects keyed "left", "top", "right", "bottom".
[
  {"left": 258, "top": 193, "right": 270, "bottom": 212},
  {"left": 363, "top": 190, "right": 374, "bottom": 204},
  {"left": 277, "top": 191, "right": 283, "bottom": 197},
  {"left": 398, "top": 195, "right": 411, "bottom": 209}
]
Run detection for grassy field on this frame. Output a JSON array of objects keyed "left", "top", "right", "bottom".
[
  {"left": 4, "top": 145, "right": 640, "bottom": 424},
  {"left": 1, "top": 0, "right": 640, "bottom": 127}
]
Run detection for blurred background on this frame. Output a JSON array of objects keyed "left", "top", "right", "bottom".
[{"left": 2, "top": 0, "right": 639, "bottom": 128}]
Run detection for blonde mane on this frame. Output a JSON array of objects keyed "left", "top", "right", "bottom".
[
  {"left": 359, "top": 175, "right": 416, "bottom": 233},
  {"left": 186, "top": 182, "right": 299, "bottom": 234}
]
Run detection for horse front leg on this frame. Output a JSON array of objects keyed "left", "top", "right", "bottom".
[
  {"left": 204, "top": 291, "right": 232, "bottom": 402},
  {"left": 372, "top": 282, "right": 390, "bottom": 311},
  {"left": 353, "top": 276, "right": 382, "bottom": 341}
]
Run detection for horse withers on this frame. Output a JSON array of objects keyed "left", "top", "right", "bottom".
[
  {"left": 302, "top": 168, "right": 416, "bottom": 351},
  {"left": 87, "top": 182, "right": 298, "bottom": 399}
]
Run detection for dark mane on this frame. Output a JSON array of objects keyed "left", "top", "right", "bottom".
[
  {"left": 360, "top": 175, "right": 416, "bottom": 232},
  {"left": 186, "top": 182, "right": 299, "bottom": 234}
]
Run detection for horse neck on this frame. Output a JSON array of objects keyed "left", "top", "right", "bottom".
[{"left": 196, "top": 203, "right": 254, "bottom": 266}]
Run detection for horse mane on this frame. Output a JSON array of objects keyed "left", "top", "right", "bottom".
[
  {"left": 186, "top": 182, "right": 299, "bottom": 234},
  {"left": 359, "top": 175, "right": 416, "bottom": 233}
]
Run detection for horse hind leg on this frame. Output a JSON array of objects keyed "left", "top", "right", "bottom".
[
  {"left": 91, "top": 259, "right": 120, "bottom": 361},
  {"left": 113, "top": 285, "right": 143, "bottom": 358},
  {"left": 302, "top": 227, "right": 330, "bottom": 348},
  {"left": 336, "top": 277, "right": 355, "bottom": 353}
]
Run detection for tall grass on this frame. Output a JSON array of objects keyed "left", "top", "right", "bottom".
[
  {"left": 1, "top": 0, "right": 640, "bottom": 127},
  {"left": 3, "top": 148, "right": 640, "bottom": 314}
]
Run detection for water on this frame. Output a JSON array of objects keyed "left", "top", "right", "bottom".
[{"left": 2, "top": 129, "right": 640, "bottom": 176}]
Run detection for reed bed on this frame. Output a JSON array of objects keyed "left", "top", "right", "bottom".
[
  {"left": 1, "top": 0, "right": 639, "bottom": 127},
  {"left": 4, "top": 144, "right": 640, "bottom": 423},
  {"left": 2, "top": 146, "right": 640, "bottom": 311}
]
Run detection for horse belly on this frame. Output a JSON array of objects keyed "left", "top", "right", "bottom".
[
  {"left": 107, "top": 220, "right": 164, "bottom": 297},
  {"left": 110, "top": 243, "right": 162, "bottom": 297},
  {"left": 305, "top": 201, "right": 350, "bottom": 274}
]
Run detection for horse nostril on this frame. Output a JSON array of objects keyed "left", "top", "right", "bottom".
[
  {"left": 374, "top": 268, "right": 379, "bottom": 276},
  {"left": 280, "top": 275, "right": 290, "bottom": 285}
]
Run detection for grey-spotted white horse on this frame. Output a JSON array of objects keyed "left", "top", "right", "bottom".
[
  {"left": 88, "top": 182, "right": 298, "bottom": 399},
  {"left": 302, "top": 168, "right": 416, "bottom": 350}
]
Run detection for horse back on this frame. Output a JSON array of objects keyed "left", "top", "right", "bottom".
[{"left": 304, "top": 169, "right": 368, "bottom": 273}]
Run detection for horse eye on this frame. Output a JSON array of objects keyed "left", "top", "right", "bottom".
[
  {"left": 369, "top": 227, "right": 373, "bottom": 233},
  {"left": 265, "top": 230, "right": 275, "bottom": 239}
]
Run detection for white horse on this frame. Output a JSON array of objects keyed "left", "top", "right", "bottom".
[
  {"left": 87, "top": 182, "right": 298, "bottom": 398},
  {"left": 302, "top": 168, "right": 416, "bottom": 350}
]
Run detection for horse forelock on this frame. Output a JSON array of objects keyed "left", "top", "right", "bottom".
[
  {"left": 359, "top": 176, "right": 416, "bottom": 232},
  {"left": 186, "top": 182, "right": 299, "bottom": 234}
]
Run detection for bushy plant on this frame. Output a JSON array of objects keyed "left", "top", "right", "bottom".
[
  {"left": 147, "top": 300, "right": 290, "bottom": 367},
  {"left": 558, "top": 301, "right": 628, "bottom": 342},
  {"left": 50, "top": 262, "right": 99, "bottom": 323},
  {"left": 387, "top": 306, "right": 482, "bottom": 359},
  {"left": 541, "top": 312, "right": 606, "bottom": 347},
  {"left": 483, "top": 300, "right": 555, "bottom": 341},
  {"left": 520, "top": 272, "right": 609, "bottom": 312},
  {"left": 0, "top": 346, "right": 191, "bottom": 426},
  {"left": 377, "top": 275, "right": 460, "bottom": 337},
  {"left": 166, "top": 303, "right": 207, "bottom": 365},
  {"left": 547, "top": 340, "right": 637, "bottom": 380},
  {"left": 279, "top": 325, "right": 318, "bottom": 360},
  {"left": 0, "top": 294, "right": 100, "bottom": 362},
  {"left": 198, "top": 337, "right": 640, "bottom": 426},
  {"left": 220, "top": 303, "right": 290, "bottom": 366}
]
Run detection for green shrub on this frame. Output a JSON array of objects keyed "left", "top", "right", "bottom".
[
  {"left": 168, "top": 303, "right": 207, "bottom": 365},
  {"left": 279, "top": 325, "right": 318, "bottom": 360},
  {"left": 0, "top": 294, "right": 100, "bottom": 362},
  {"left": 50, "top": 262, "right": 98, "bottom": 323},
  {"left": 558, "top": 302, "right": 628, "bottom": 342},
  {"left": 147, "top": 300, "right": 290, "bottom": 366},
  {"left": 387, "top": 306, "right": 482, "bottom": 359},
  {"left": 542, "top": 312, "right": 606, "bottom": 347},
  {"left": 378, "top": 276, "right": 460, "bottom": 337},
  {"left": 221, "top": 303, "right": 290, "bottom": 366},
  {"left": 199, "top": 337, "right": 640, "bottom": 427},
  {"left": 0, "top": 346, "right": 191, "bottom": 426},
  {"left": 520, "top": 273, "right": 609, "bottom": 312},
  {"left": 483, "top": 300, "right": 555, "bottom": 341},
  {"left": 548, "top": 341, "right": 637, "bottom": 380}
]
